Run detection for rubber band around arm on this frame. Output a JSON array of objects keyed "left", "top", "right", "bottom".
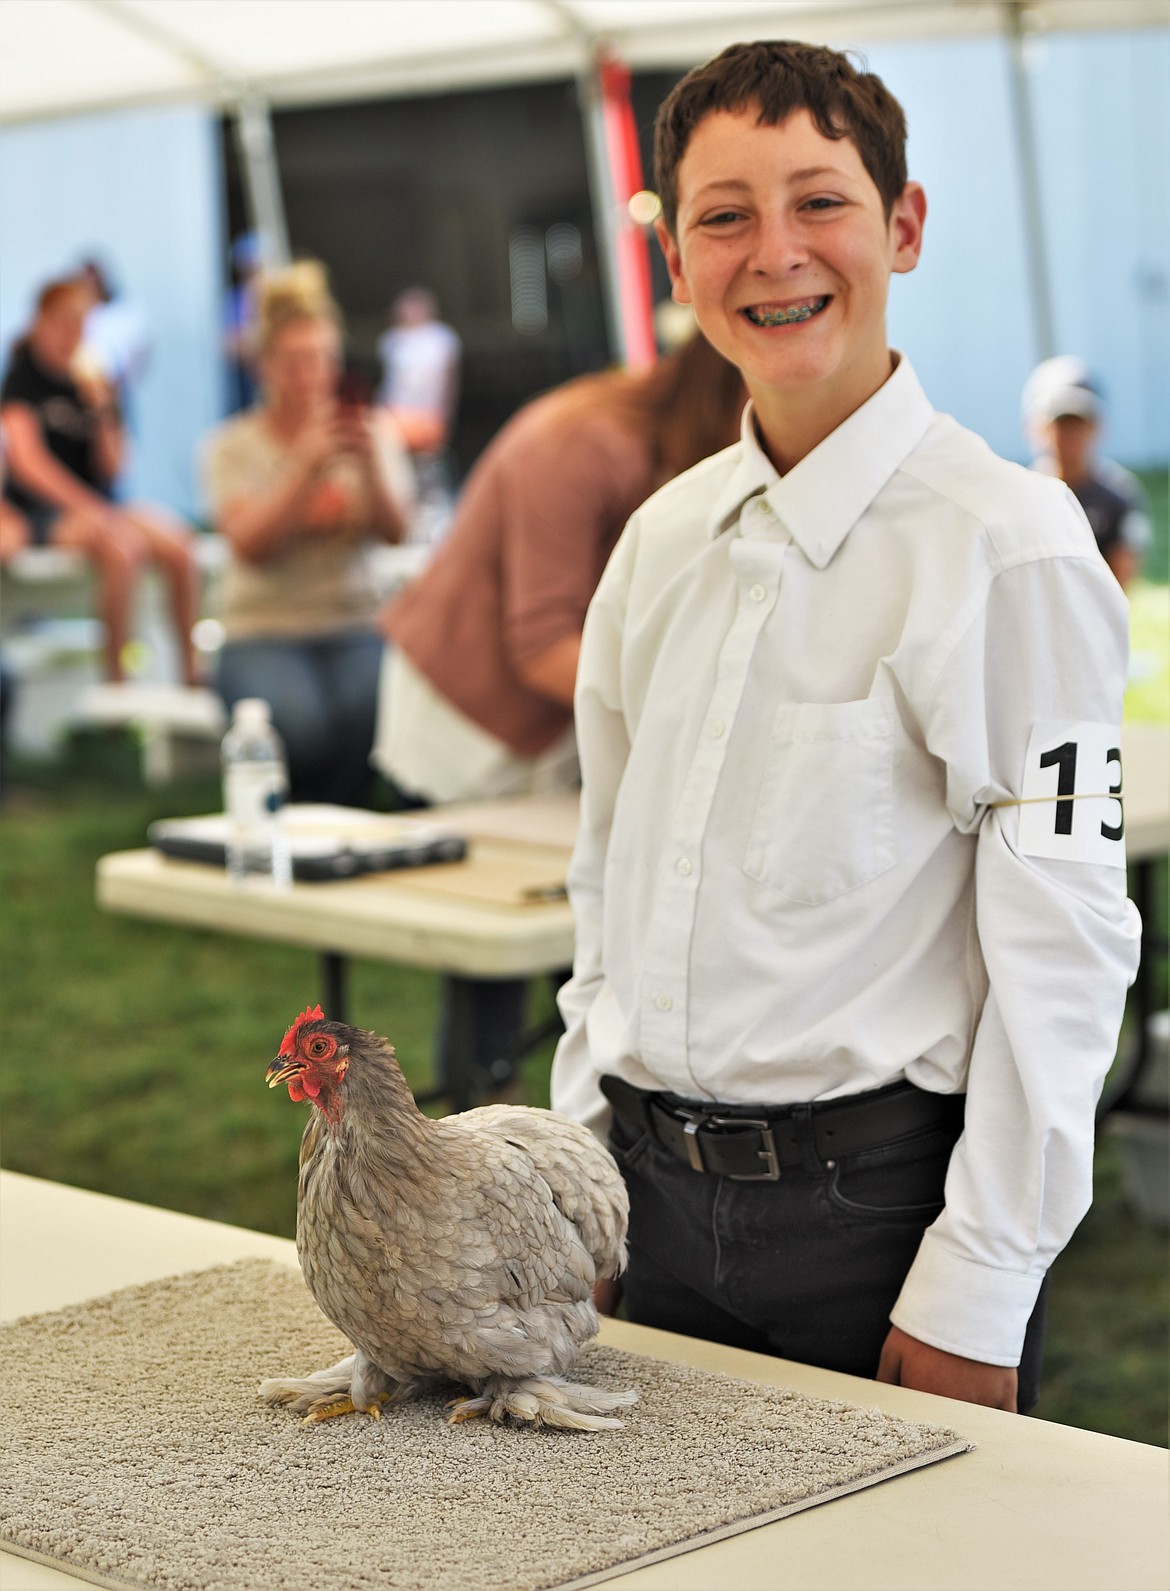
[{"left": 989, "top": 792, "right": 1123, "bottom": 808}]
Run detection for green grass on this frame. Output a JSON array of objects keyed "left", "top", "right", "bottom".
[
  {"left": 1135, "top": 467, "right": 1169, "bottom": 585},
  {"left": 0, "top": 749, "right": 558, "bottom": 1236},
  {"left": 0, "top": 748, "right": 1165, "bottom": 1446},
  {"left": 1035, "top": 1135, "right": 1170, "bottom": 1447}
]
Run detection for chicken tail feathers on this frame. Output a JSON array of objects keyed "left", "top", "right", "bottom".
[{"left": 451, "top": 1374, "right": 638, "bottom": 1431}]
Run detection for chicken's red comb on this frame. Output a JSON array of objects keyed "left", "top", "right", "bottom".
[{"left": 280, "top": 1004, "right": 325, "bottom": 1056}]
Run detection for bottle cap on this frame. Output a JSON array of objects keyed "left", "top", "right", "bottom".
[{"left": 232, "top": 698, "right": 272, "bottom": 728}]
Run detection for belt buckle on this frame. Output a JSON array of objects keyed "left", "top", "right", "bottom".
[
  {"left": 679, "top": 1114, "right": 707, "bottom": 1172},
  {"left": 710, "top": 1115, "right": 781, "bottom": 1181}
]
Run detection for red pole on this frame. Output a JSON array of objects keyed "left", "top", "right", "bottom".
[{"left": 598, "top": 51, "right": 657, "bottom": 369}]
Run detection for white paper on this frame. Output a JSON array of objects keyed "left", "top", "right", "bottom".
[{"left": 1016, "top": 721, "right": 1126, "bottom": 868}]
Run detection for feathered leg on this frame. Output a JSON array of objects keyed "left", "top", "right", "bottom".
[
  {"left": 259, "top": 1351, "right": 420, "bottom": 1424},
  {"left": 448, "top": 1375, "right": 637, "bottom": 1431}
]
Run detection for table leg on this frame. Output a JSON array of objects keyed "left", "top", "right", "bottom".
[
  {"left": 321, "top": 952, "right": 349, "bottom": 1024},
  {"left": 440, "top": 975, "right": 479, "bottom": 1113},
  {"left": 414, "top": 974, "right": 569, "bottom": 1114}
]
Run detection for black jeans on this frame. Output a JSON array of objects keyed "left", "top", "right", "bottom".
[{"left": 608, "top": 1097, "right": 1048, "bottom": 1413}]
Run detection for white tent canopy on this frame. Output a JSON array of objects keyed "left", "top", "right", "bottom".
[
  {"left": 1, "top": 0, "right": 1166, "bottom": 124},
  {"left": 2, "top": 0, "right": 1165, "bottom": 372}
]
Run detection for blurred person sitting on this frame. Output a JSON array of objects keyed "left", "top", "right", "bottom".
[
  {"left": 0, "top": 276, "right": 200, "bottom": 685},
  {"left": 1023, "top": 356, "right": 1151, "bottom": 590},
  {"left": 202, "top": 260, "right": 415, "bottom": 807},
  {"left": 374, "top": 328, "right": 744, "bottom": 805}
]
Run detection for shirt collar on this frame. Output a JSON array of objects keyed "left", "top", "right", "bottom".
[{"left": 705, "top": 353, "right": 936, "bottom": 568}]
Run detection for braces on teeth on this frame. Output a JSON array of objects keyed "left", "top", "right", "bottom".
[{"left": 749, "top": 299, "right": 826, "bottom": 326}]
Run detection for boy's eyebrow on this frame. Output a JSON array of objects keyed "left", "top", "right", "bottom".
[
  {"left": 788, "top": 165, "right": 848, "bottom": 182},
  {"left": 689, "top": 165, "right": 852, "bottom": 201},
  {"left": 691, "top": 178, "right": 753, "bottom": 198}
]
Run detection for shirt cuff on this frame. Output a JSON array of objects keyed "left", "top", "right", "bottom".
[{"left": 889, "top": 1231, "right": 1045, "bottom": 1367}]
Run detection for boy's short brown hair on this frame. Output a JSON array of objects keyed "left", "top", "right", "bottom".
[{"left": 655, "top": 40, "right": 908, "bottom": 233}]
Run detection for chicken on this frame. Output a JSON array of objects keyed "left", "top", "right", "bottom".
[{"left": 258, "top": 1005, "right": 635, "bottom": 1431}]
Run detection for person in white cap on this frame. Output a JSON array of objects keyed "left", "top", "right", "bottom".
[{"left": 1022, "top": 356, "right": 1151, "bottom": 590}]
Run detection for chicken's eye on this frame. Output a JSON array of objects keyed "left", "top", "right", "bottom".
[{"left": 307, "top": 1037, "right": 332, "bottom": 1059}]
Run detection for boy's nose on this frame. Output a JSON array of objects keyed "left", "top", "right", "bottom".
[{"left": 745, "top": 212, "right": 810, "bottom": 277}]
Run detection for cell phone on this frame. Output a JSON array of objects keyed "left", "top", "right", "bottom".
[{"left": 335, "top": 370, "right": 373, "bottom": 415}]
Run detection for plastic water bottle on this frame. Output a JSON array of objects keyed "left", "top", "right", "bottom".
[{"left": 221, "top": 698, "right": 292, "bottom": 888}]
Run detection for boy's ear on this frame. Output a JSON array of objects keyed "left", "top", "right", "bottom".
[
  {"left": 655, "top": 218, "right": 693, "bottom": 305},
  {"left": 889, "top": 181, "right": 927, "bottom": 276}
]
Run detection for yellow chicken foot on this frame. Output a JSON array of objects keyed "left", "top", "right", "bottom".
[
  {"left": 302, "top": 1392, "right": 388, "bottom": 1425},
  {"left": 446, "top": 1395, "right": 490, "bottom": 1423}
]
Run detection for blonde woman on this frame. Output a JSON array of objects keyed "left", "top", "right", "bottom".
[{"left": 202, "top": 261, "right": 414, "bottom": 805}]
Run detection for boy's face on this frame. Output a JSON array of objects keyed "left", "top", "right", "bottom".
[
  {"left": 1047, "top": 413, "right": 1098, "bottom": 483},
  {"left": 657, "top": 106, "right": 924, "bottom": 424}
]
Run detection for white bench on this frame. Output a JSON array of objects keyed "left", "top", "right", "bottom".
[
  {"left": 70, "top": 681, "right": 227, "bottom": 785},
  {"left": 0, "top": 534, "right": 228, "bottom": 759},
  {"left": 1, "top": 535, "right": 426, "bottom": 769}
]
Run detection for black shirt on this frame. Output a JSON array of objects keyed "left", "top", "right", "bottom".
[
  {"left": 1069, "top": 474, "right": 1138, "bottom": 561},
  {"left": 0, "top": 343, "right": 107, "bottom": 512}
]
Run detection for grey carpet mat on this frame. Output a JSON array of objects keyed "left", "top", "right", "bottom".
[{"left": 1, "top": 1258, "right": 972, "bottom": 1591}]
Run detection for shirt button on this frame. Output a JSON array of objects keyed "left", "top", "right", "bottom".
[
  {"left": 750, "top": 583, "right": 767, "bottom": 602},
  {"left": 710, "top": 720, "right": 725, "bottom": 737},
  {"left": 655, "top": 993, "right": 673, "bottom": 1012},
  {"left": 676, "top": 857, "right": 692, "bottom": 876}
]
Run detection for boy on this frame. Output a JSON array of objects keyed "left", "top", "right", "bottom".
[{"left": 550, "top": 41, "right": 1140, "bottom": 1413}]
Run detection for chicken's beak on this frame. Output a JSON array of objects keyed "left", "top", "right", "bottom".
[{"left": 266, "top": 1056, "right": 301, "bottom": 1088}]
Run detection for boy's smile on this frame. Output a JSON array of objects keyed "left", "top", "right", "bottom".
[
  {"left": 743, "top": 295, "right": 830, "bottom": 327},
  {"left": 657, "top": 106, "right": 925, "bottom": 470}
]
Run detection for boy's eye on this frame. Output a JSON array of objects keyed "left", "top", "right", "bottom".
[
  {"left": 801, "top": 197, "right": 844, "bottom": 212},
  {"left": 700, "top": 210, "right": 745, "bottom": 227}
]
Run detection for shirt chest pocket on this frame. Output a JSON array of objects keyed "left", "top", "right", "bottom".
[{"left": 744, "top": 699, "right": 897, "bottom": 905}]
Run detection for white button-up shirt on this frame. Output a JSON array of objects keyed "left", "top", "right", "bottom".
[{"left": 551, "top": 354, "right": 1141, "bottom": 1366}]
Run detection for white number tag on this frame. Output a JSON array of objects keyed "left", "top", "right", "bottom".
[{"left": 1016, "top": 721, "right": 1125, "bottom": 868}]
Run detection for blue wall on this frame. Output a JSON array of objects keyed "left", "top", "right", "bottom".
[
  {"left": 0, "top": 103, "right": 225, "bottom": 519},
  {"left": 872, "top": 29, "right": 1169, "bottom": 466}
]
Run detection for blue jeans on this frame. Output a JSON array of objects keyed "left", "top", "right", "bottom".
[
  {"left": 608, "top": 1094, "right": 1048, "bottom": 1412},
  {"left": 217, "top": 630, "right": 383, "bottom": 806}
]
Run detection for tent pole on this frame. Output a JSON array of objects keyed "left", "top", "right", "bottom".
[
  {"left": 578, "top": 55, "right": 626, "bottom": 365},
  {"left": 598, "top": 52, "right": 658, "bottom": 369},
  {"left": 233, "top": 95, "right": 291, "bottom": 268},
  {"left": 1004, "top": 1, "right": 1056, "bottom": 361}
]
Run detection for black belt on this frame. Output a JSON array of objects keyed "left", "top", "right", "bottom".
[{"left": 601, "top": 1073, "right": 964, "bottom": 1182}]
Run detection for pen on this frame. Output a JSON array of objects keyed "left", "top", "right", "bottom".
[{"left": 520, "top": 882, "right": 569, "bottom": 903}]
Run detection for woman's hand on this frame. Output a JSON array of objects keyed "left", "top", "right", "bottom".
[
  {"left": 296, "top": 409, "right": 377, "bottom": 535},
  {"left": 336, "top": 408, "right": 380, "bottom": 471},
  {"left": 348, "top": 410, "right": 410, "bottom": 544},
  {"left": 296, "top": 409, "right": 361, "bottom": 476}
]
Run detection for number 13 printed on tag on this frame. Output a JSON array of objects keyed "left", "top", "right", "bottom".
[{"left": 1016, "top": 721, "right": 1126, "bottom": 868}]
